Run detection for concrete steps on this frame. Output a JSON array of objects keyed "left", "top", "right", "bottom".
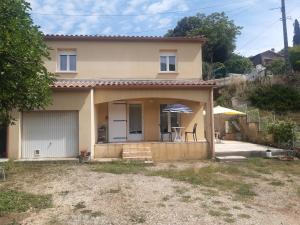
[{"left": 122, "top": 146, "right": 153, "bottom": 163}]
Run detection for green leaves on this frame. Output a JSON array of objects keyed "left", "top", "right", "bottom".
[
  {"left": 248, "top": 84, "right": 300, "bottom": 113},
  {"left": 224, "top": 54, "right": 253, "bottom": 74},
  {"left": 267, "top": 119, "right": 296, "bottom": 147},
  {"left": 0, "top": 0, "right": 54, "bottom": 124},
  {"left": 166, "top": 12, "right": 242, "bottom": 63}
]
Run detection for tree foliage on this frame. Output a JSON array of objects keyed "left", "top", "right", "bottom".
[
  {"left": 0, "top": 0, "right": 54, "bottom": 124},
  {"left": 289, "top": 46, "right": 300, "bottom": 71},
  {"left": 166, "top": 12, "right": 242, "bottom": 63},
  {"left": 248, "top": 84, "right": 300, "bottom": 113},
  {"left": 266, "top": 59, "right": 286, "bottom": 75},
  {"left": 293, "top": 19, "right": 300, "bottom": 46},
  {"left": 224, "top": 54, "right": 253, "bottom": 74}
]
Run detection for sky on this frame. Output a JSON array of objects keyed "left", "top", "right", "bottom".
[{"left": 27, "top": 0, "right": 300, "bottom": 57}]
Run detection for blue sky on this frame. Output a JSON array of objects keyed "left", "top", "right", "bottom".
[{"left": 28, "top": 0, "right": 300, "bottom": 56}]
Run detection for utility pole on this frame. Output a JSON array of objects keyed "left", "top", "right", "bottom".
[{"left": 281, "top": 0, "right": 291, "bottom": 72}]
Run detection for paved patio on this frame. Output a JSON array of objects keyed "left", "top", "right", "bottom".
[{"left": 215, "top": 140, "right": 284, "bottom": 157}]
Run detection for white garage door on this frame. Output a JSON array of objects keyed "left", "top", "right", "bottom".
[{"left": 22, "top": 111, "right": 79, "bottom": 158}]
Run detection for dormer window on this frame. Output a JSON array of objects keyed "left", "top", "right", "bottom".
[
  {"left": 160, "top": 52, "right": 176, "bottom": 72},
  {"left": 58, "top": 50, "right": 77, "bottom": 72}
]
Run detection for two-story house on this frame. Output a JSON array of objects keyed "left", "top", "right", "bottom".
[{"left": 6, "top": 35, "right": 215, "bottom": 162}]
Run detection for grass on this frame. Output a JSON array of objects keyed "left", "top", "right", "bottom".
[
  {"left": 238, "top": 213, "right": 251, "bottom": 219},
  {"left": 208, "top": 210, "right": 222, "bottom": 217},
  {"left": 74, "top": 201, "right": 86, "bottom": 210},
  {"left": 296, "top": 186, "right": 300, "bottom": 197},
  {"left": 0, "top": 190, "right": 52, "bottom": 216},
  {"left": 130, "top": 213, "right": 146, "bottom": 224},
  {"left": 148, "top": 165, "right": 256, "bottom": 200},
  {"left": 107, "top": 186, "right": 121, "bottom": 194},
  {"left": 269, "top": 180, "right": 285, "bottom": 186},
  {"left": 89, "top": 161, "right": 147, "bottom": 174}
]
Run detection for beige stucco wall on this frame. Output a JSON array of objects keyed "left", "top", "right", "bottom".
[
  {"left": 7, "top": 89, "right": 94, "bottom": 159},
  {"left": 45, "top": 41, "right": 203, "bottom": 80}
]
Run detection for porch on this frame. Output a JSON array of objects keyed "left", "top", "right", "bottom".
[
  {"left": 93, "top": 93, "right": 214, "bottom": 161},
  {"left": 94, "top": 141, "right": 208, "bottom": 162}
]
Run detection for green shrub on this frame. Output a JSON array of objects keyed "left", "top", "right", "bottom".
[
  {"left": 266, "top": 59, "right": 286, "bottom": 75},
  {"left": 267, "top": 119, "right": 296, "bottom": 148},
  {"left": 248, "top": 84, "right": 300, "bottom": 113},
  {"left": 225, "top": 53, "right": 253, "bottom": 74},
  {"left": 289, "top": 46, "right": 300, "bottom": 71}
]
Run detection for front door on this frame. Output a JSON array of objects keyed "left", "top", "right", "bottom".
[
  {"left": 127, "top": 103, "right": 143, "bottom": 141},
  {"left": 108, "top": 102, "right": 127, "bottom": 142}
]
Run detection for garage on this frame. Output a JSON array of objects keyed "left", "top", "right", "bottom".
[{"left": 22, "top": 111, "right": 79, "bottom": 159}]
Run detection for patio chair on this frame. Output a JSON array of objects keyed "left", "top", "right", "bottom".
[
  {"left": 185, "top": 123, "right": 197, "bottom": 142},
  {"left": 160, "top": 125, "right": 172, "bottom": 142}
]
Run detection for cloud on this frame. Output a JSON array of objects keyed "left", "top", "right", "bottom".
[{"left": 146, "top": 0, "right": 188, "bottom": 14}]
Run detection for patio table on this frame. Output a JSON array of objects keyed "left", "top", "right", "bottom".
[{"left": 172, "top": 127, "right": 185, "bottom": 142}]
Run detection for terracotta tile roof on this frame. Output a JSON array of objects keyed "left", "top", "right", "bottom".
[
  {"left": 44, "top": 34, "right": 206, "bottom": 43},
  {"left": 52, "top": 79, "right": 216, "bottom": 88}
]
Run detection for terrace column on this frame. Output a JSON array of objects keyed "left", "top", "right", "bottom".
[{"left": 205, "top": 88, "right": 215, "bottom": 158}]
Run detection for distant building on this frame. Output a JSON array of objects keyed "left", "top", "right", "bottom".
[{"left": 249, "top": 49, "right": 284, "bottom": 66}]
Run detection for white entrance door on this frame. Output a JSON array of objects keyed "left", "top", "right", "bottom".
[
  {"left": 108, "top": 102, "right": 127, "bottom": 142},
  {"left": 22, "top": 111, "right": 78, "bottom": 158},
  {"left": 127, "top": 103, "right": 143, "bottom": 141}
]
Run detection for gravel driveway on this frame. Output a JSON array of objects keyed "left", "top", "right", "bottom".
[{"left": 0, "top": 160, "right": 299, "bottom": 225}]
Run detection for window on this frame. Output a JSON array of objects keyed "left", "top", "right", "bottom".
[
  {"left": 58, "top": 50, "right": 77, "bottom": 72},
  {"left": 160, "top": 104, "right": 180, "bottom": 132},
  {"left": 160, "top": 52, "right": 176, "bottom": 72}
]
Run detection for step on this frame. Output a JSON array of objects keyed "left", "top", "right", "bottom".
[{"left": 216, "top": 156, "right": 247, "bottom": 162}]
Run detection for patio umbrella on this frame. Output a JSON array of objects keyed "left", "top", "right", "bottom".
[
  {"left": 213, "top": 106, "right": 246, "bottom": 115},
  {"left": 162, "top": 104, "right": 193, "bottom": 113}
]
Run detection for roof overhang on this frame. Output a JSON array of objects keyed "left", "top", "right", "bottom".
[
  {"left": 44, "top": 35, "right": 207, "bottom": 44},
  {"left": 51, "top": 79, "right": 216, "bottom": 89}
]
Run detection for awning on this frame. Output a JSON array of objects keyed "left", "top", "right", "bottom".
[
  {"left": 163, "top": 104, "right": 193, "bottom": 113},
  {"left": 213, "top": 106, "right": 246, "bottom": 115}
]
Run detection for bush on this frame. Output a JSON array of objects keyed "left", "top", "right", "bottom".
[
  {"left": 225, "top": 54, "right": 253, "bottom": 74},
  {"left": 266, "top": 59, "right": 286, "bottom": 75},
  {"left": 289, "top": 46, "right": 300, "bottom": 71},
  {"left": 267, "top": 119, "right": 296, "bottom": 148},
  {"left": 248, "top": 84, "right": 300, "bottom": 113}
]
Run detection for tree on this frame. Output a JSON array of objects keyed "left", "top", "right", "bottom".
[
  {"left": 289, "top": 46, "right": 300, "bottom": 71},
  {"left": 293, "top": 19, "right": 300, "bottom": 46},
  {"left": 266, "top": 59, "right": 286, "bottom": 75},
  {"left": 224, "top": 54, "right": 253, "bottom": 74},
  {"left": 166, "top": 12, "right": 242, "bottom": 63},
  {"left": 0, "top": 0, "right": 54, "bottom": 124}
]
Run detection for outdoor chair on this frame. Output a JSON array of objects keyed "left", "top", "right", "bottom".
[
  {"left": 185, "top": 123, "right": 197, "bottom": 142},
  {"left": 160, "top": 125, "right": 172, "bottom": 142}
]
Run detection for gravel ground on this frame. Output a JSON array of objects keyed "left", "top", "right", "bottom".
[{"left": 1, "top": 161, "right": 300, "bottom": 225}]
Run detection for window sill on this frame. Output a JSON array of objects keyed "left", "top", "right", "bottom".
[
  {"left": 55, "top": 71, "right": 78, "bottom": 74},
  {"left": 158, "top": 71, "right": 178, "bottom": 75}
]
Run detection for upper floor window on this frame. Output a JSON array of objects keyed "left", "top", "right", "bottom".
[
  {"left": 58, "top": 50, "right": 76, "bottom": 72},
  {"left": 160, "top": 52, "right": 176, "bottom": 72}
]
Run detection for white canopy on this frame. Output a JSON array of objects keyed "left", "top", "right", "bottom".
[{"left": 213, "top": 106, "right": 246, "bottom": 115}]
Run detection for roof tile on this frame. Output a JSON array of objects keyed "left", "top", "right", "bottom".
[{"left": 52, "top": 79, "right": 216, "bottom": 88}]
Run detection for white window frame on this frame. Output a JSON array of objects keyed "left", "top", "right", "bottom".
[
  {"left": 160, "top": 52, "right": 177, "bottom": 72},
  {"left": 57, "top": 50, "right": 77, "bottom": 72}
]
